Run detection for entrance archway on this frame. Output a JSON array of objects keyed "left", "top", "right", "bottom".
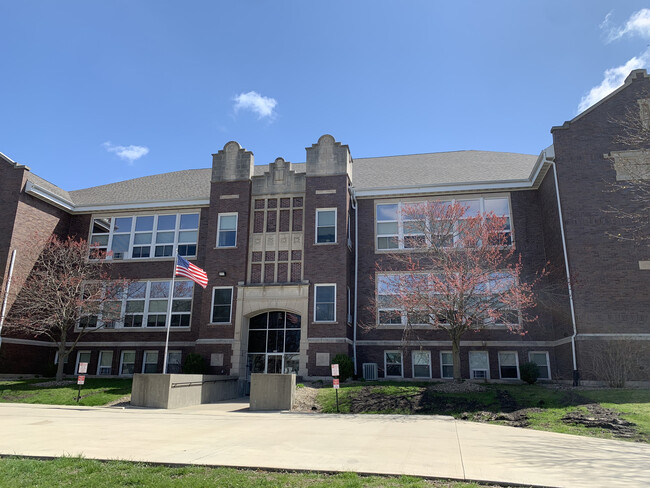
[{"left": 246, "top": 311, "right": 301, "bottom": 376}]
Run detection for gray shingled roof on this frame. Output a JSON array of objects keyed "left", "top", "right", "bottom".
[
  {"left": 25, "top": 150, "right": 538, "bottom": 207},
  {"left": 27, "top": 173, "right": 74, "bottom": 204},
  {"left": 68, "top": 169, "right": 212, "bottom": 206}
]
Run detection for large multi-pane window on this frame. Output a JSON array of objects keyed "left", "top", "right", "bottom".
[
  {"left": 376, "top": 196, "right": 511, "bottom": 250},
  {"left": 247, "top": 311, "right": 301, "bottom": 375},
  {"left": 376, "top": 272, "right": 517, "bottom": 327},
  {"left": 90, "top": 213, "right": 199, "bottom": 260},
  {"left": 79, "top": 280, "right": 194, "bottom": 330}
]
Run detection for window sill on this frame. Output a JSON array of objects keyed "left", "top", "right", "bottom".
[
  {"left": 77, "top": 327, "right": 192, "bottom": 332},
  {"left": 312, "top": 321, "right": 337, "bottom": 325},
  {"left": 214, "top": 246, "right": 237, "bottom": 250},
  {"left": 207, "top": 322, "right": 232, "bottom": 326},
  {"left": 314, "top": 242, "right": 338, "bottom": 246}
]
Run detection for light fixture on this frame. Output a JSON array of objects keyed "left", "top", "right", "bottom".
[{"left": 218, "top": 271, "right": 226, "bottom": 277}]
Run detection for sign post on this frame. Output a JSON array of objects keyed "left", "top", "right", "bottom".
[
  {"left": 331, "top": 364, "right": 340, "bottom": 413},
  {"left": 76, "top": 362, "right": 88, "bottom": 403}
]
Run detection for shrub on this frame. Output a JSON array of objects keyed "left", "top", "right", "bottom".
[
  {"left": 520, "top": 362, "right": 539, "bottom": 384},
  {"left": 42, "top": 362, "right": 58, "bottom": 378},
  {"left": 331, "top": 354, "right": 354, "bottom": 382},
  {"left": 182, "top": 353, "right": 206, "bottom": 374}
]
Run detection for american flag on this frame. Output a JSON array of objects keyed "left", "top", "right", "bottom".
[{"left": 175, "top": 255, "right": 208, "bottom": 288}]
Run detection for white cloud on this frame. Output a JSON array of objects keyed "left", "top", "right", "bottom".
[
  {"left": 233, "top": 91, "right": 277, "bottom": 119},
  {"left": 577, "top": 48, "right": 650, "bottom": 113},
  {"left": 102, "top": 142, "right": 149, "bottom": 164},
  {"left": 605, "top": 8, "right": 650, "bottom": 42}
]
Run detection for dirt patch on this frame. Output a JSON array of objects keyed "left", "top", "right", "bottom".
[
  {"left": 292, "top": 384, "right": 322, "bottom": 413},
  {"left": 562, "top": 404, "right": 639, "bottom": 439},
  {"left": 461, "top": 408, "right": 543, "bottom": 428},
  {"left": 104, "top": 395, "right": 132, "bottom": 408},
  {"left": 31, "top": 380, "right": 76, "bottom": 388},
  {"left": 348, "top": 386, "right": 422, "bottom": 414}
]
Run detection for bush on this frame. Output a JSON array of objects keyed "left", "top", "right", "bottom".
[
  {"left": 182, "top": 353, "right": 206, "bottom": 374},
  {"left": 331, "top": 354, "right": 354, "bottom": 382},
  {"left": 520, "top": 362, "right": 539, "bottom": 384},
  {"left": 42, "top": 362, "right": 58, "bottom": 378}
]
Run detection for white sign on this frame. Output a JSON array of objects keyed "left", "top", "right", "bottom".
[
  {"left": 78, "top": 362, "right": 88, "bottom": 374},
  {"left": 331, "top": 364, "right": 339, "bottom": 377},
  {"left": 77, "top": 375, "right": 85, "bottom": 385}
]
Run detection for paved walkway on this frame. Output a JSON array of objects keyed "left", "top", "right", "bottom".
[{"left": 0, "top": 401, "right": 649, "bottom": 487}]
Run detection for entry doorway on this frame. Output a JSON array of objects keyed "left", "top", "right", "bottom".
[{"left": 246, "top": 311, "right": 301, "bottom": 377}]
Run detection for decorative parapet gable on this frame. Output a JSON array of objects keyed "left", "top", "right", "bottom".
[
  {"left": 252, "top": 157, "right": 305, "bottom": 195},
  {"left": 305, "top": 134, "right": 352, "bottom": 181},
  {"left": 212, "top": 141, "right": 254, "bottom": 182}
]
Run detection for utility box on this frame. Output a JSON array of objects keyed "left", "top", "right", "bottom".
[{"left": 249, "top": 373, "right": 295, "bottom": 411}]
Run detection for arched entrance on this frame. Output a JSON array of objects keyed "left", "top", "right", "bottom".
[{"left": 246, "top": 311, "right": 301, "bottom": 375}]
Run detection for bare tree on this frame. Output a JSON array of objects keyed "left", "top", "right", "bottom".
[
  {"left": 588, "top": 340, "right": 645, "bottom": 388},
  {"left": 5, "top": 236, "right": 127, "bottom": 381},
  {"left": 366, "top": 201, "right": 545, "bottom": 381},
  {"left": 606, "top": 97, "right": 650, "bottom": 251}
]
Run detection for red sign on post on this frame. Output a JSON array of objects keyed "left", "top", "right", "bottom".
[
  {"left": 333, "top": 378, "right": 340, "bottom": 389},
  {"left": 77, "top": 375, "right": 85, "bottom": 385},
  {"left": 331, "top": 364, "right": 339, "bottom": 377}
]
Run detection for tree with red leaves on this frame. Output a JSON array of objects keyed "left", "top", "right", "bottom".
[
  {"left": 370, "top": 201, "right": 545, "bottom": 381},
  {"left": 5, "top": 236, "right": 127, "bottom": 381}
]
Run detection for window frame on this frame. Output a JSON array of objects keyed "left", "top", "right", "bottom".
[
  {"left": 528, "top": 351, "right": 551, "bottom": 380},
  {"left": 412, "top": 350, "right": 432, "bottom": 379},
  {"left": 216, "top": 212, "right": 238, "bottom": 248},
  {"left": 469, "top": 351, "right": 490, "bottom": 379},
  {"left": 315, "top": 208, "right": 337, "bottom": 244},
  {"left": 89, "top": 212, "right": 200, "bottom": 261},
  {"left": 498, "top": 351, "right": 520, "bottom": 380},
  {"left": 96, "top": 350, "right": 113, "bottom": 375},
  {"left": 384, "top": 350, "right": 404, "bottom": 378},
  {"left": 314, "top": 284, "right": 336, "bottom": 323},
  {"left": 210, "top": 286, "right": 234, "bottom": 324},
  {"left": 141, "top": 350, "right": 159, "bottom": 374},
  {"left": 440, "top": 351, "right": 454, "bottom": 379},
  {"left": 166, "top": 350, "right": 182, "bottom": 374},
  {"left": 375, "top": 195, "right": 513, "bottom": 251},
  {"left": 119, "top": 350, "right": 136, "bottom": 376}
]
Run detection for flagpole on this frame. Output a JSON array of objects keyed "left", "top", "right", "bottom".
[{"left": 162, "top": 249, "right": 177, "bottom": 374}]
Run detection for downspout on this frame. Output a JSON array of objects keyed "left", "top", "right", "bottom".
[
  {"left": 0, "top": 249, "right": 17, "bottom": 350},
  {"left": 348, "top": 185, "right": 359, "bottom": 376},
  {"left": 548, "top": 158, "right": 579, "bottom": 385}
]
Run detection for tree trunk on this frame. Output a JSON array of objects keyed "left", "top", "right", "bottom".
[
  {"left": 452, "top": 336, "right": 462, "bottom": 382},
  {"left": 56, "top": 344, "right": 66, "bottom": 382}
]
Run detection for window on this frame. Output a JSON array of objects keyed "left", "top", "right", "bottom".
[
  {"left": 120, "top": 351, "right": 136, "bottom": 376},
  {"left": 316, "top": 209, "right": 336, "bottom": 243},
  {"left": 97, "top": 351, "right": 113, "bottom": 375},
  {"left": 412, "top": 351, "right": 431, "bottom": 378},
  {"left": 347, "top": 287, "right": 352, "bottom": 324},
  {"left": 377, "top": 274, "right": 403, "bottom": 325},
  {"left": 469, "top": 351, "right": 489, "bottom": 379},
  {"left": 90, "top": 212, "right": 199, "bottom": 260},
  {"left": 529, "top": 352, "right": 551, "bottom": 380},
  {"left": 440, "top": 351, "right": 453, "bottom": 379},
  {"left": 211, "top": 287, "right": 233, "bottom": 323},
  {"left": 314, "top": 284, "right": 336, "bottom": 322},
  {"left": 247, "top": 311, "right": 301, "bottom": 375},
  {"left": 498, "top": 351, "right": 519, "bottom": 379},
  {"left": 142, "top": 351, "right": 159, "bottom": 374},
  {"left": 167, "top": 351, "right": 182, "bottom": 374},
  {"left": 376, "top": 197, "right": 511, "bottom": 250},
  {"left": 80, "top": 280, "right": 194, "bottom": 330},
  {"left": 384, "top": 351, "right": 403, "bottom": 378},
  {"left": 75, "top": 351, "right": 91, "bottom": 375},
  {"left": 217, "top": 213, "right": 238, "bottom": 248}
]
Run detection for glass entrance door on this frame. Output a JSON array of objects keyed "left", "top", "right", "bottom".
[{"left": 246, "top": 311, "right": 301, "bottom": 376}]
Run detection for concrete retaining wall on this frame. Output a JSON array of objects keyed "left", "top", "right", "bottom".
[
  {"left": 131, "top": 374, "right": 240, "bottom": 409},
  {"left": 249, "top": 373, "right": 295, "bottom": 411}
]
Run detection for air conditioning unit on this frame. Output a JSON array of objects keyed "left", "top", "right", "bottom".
[{"left": 363, "top": 363, "right": 378, "bottom": 381}]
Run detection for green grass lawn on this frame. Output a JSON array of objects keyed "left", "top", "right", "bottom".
[
  {"left": 0, "top": 378, "right": 131, "bottom": 406},
  {"left": 317, "top": 382, "right": 650, "bottom": 442},
  {"left": 0, "top": 457, "right": 494, "bottom": 488}
]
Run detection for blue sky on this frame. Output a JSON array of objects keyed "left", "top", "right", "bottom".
[{"left": 2, "top": 1, "right": 650, "bottom": 191}]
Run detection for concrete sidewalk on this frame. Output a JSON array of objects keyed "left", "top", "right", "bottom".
[{"left": 0, "top": 402, "right": 649, "bottom": 488}]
